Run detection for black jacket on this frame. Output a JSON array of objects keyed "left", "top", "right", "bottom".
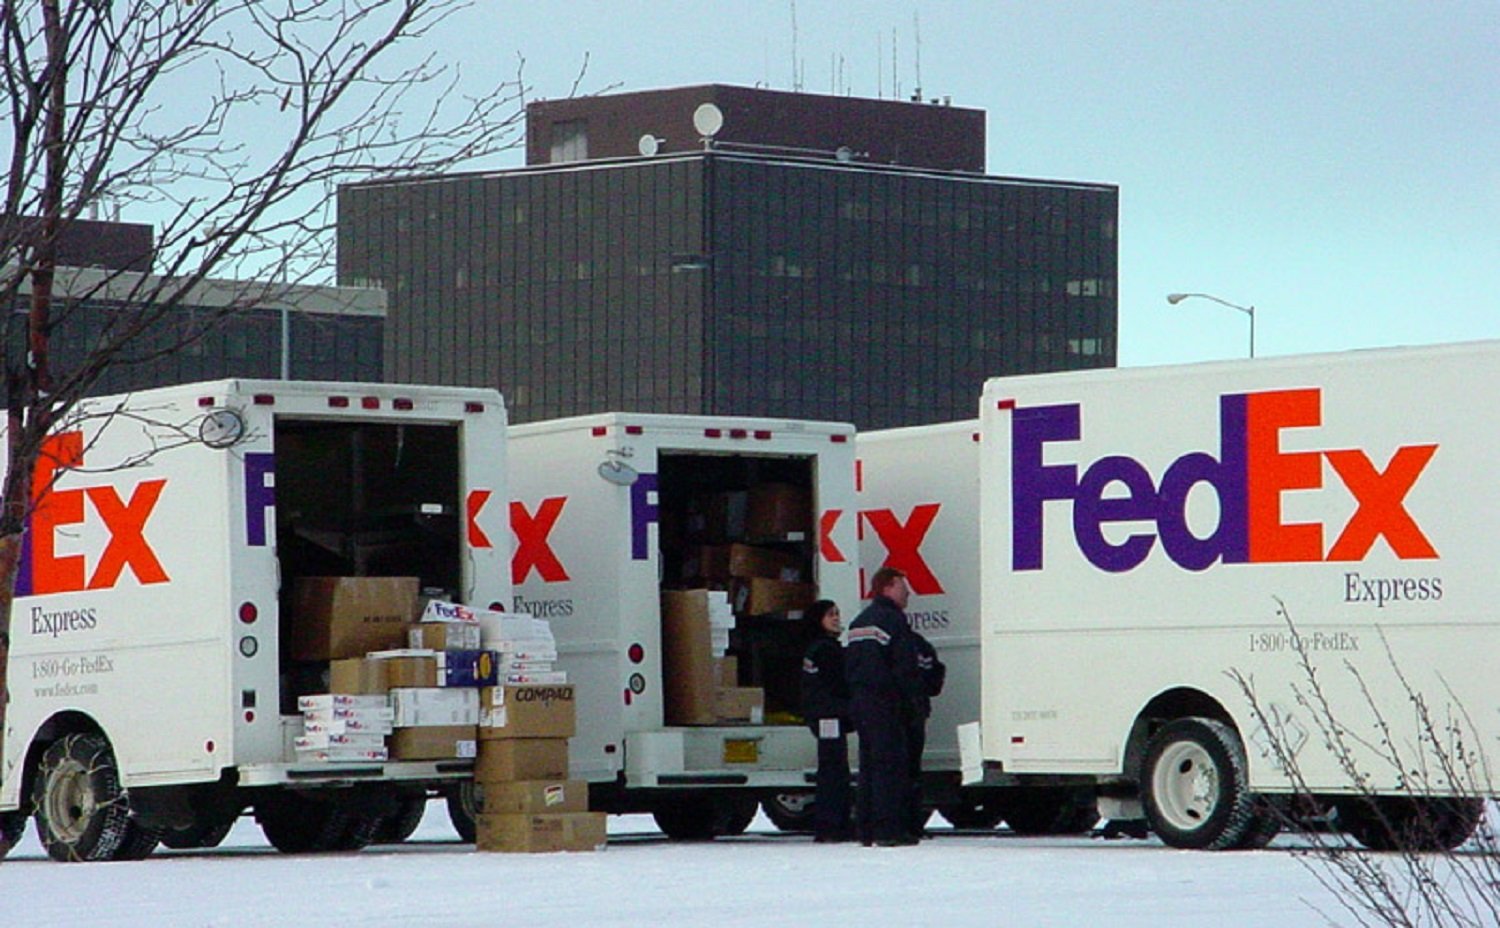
[
  {"left": 845, "top": 594, "right": 927, "bottom": 724},
  {"left": 911, "top": 630, "right": 946, "bottom": 721},
  {"left": 800, "top": 635, "right": 849, "bottom": 722}
]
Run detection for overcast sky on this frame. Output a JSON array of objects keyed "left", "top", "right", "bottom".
[{"left": 434, "top": 1, "right": 1498, "bottom": 368}]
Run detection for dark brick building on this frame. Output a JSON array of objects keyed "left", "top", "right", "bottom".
[{"left": 338, "top": 85, "right": 1117, "bottom": 428}]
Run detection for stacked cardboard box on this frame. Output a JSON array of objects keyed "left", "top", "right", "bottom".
[
  {"left": 480, "top": 612, "right": 566, "bottom": 685},
  {"left": 473, "top": 671, "right": 603, "bottom": 851}
]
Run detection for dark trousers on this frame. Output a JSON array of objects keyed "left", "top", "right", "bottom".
[
  {"left": 811, "top": 722, "right": 852, "bottom": 839},
  {"left": 906, "top": 720, "right": 927, "bottom": 836},
  {"left": 852, "top": 706, "right": 910, "bottom": 843}
]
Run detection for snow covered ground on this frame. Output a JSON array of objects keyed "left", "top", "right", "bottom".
[{"left": 0, "top": 802, "right": 1380, "bottom": 928}]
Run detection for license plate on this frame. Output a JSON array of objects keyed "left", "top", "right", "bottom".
[{"left": 723, "top": 738, "right": 758, "bottom": 764}]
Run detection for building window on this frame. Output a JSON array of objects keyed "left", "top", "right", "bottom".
[{"left": 550, "top": 119, "right": 588, "bottom": 163}]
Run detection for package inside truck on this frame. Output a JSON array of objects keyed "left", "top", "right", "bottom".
[
  {"left": 656, "top": 452, "right": 818, "bottom": 722},
  {"left": 273, "top": 421, "right": 462, "bottom": 710}
]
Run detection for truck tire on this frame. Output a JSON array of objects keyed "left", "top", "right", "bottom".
[
  {"left": 0, "top": 809, "right": 27, "bottom": 857},
  {"left": 160, "top": 816, "right": 236, "bottom": 850},
  {"left": 1337, "top": 796, "right": 1484, "bottom": 852},
  {"left": 761, "top": 791, "right": 816, "bottom": 833},
  {"left": 445, "top": 782, "right": 478, "bottom": 843},
  {"left": 653, "top": 795, "right": 753, "bottom": 840},
  {"left": 1232, "top": 797, "right": 1285, "bottom": 850},
  {"left": 373, "top": 793, "right": 428, "bottom": 844},
  {"left": 997, "top": 787, "right": 1099, "bottom": 835},
  {"left": 255, "top": 793, "right": 377, "bottom": 854},
  {"left": 938, "top": 801, "right": 1005, "bottom": 830},
  {"left": 1141, "top": 717, "right": 1255, "bottom": 850},
  {"left": 32, "top": 732, "right": 159, "bottom": 862}
]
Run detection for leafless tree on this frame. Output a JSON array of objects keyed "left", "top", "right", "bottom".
[
  {"left": 1232, "top": 602, "right": 1498, "bottom": 928},
  {"left": 0, "top": 0, "right": 540, "bottom": 853}
]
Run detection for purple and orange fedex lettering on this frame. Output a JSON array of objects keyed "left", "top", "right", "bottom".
[
  {"left": 26, "top": 431, "right": 170, "bottom": 593},
  {"left": 1010, "top": 388, "right": 1437, "bottom": 572}
]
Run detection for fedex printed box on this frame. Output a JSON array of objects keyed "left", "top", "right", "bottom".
[
  {"left": 475, "top": 738, "right": 569, "bottom": 782},
  {"left": 409, "top": 622, "right": 482, "bottom": 651},
  {"left": 476, "top": 812, "right": 606, "bottom": 853},
  {"left": 289, "top": 577, "right": 420, "bottom": 660},
  {"left": 479, "top": 779, "right": 588, "bottom": 815},
  {"left": 478, "top": 685, "right": 577, "bottom": 739}
]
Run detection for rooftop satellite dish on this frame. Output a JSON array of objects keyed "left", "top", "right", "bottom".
[
  {"left": 835, "top": 146, "right": 853, "bottom": 163},
  {"left": 692, "top": 102, "right": 724, "bottom": 138},
  {"left": 638, "top": 134, "right": 661, "bottom": 157}
]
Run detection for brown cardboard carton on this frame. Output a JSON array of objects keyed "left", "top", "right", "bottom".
[
  {"left": 660, "top": 590, "right": 715, "bottom": 725},
  {"left": 478, "top": 685, "right": 577, "bottom": 739},
  {"left": 731, "top": 577, "right": 817, "bottom": 616},
  {"left": 714, "top": 686, "right": 765, "bottom": 723},
  {"left": 329, "top": 658, "right": 384, "bottom": 695},
  {"left": 475, "top": 811, "right": 607, "bottom": 853},
  {"left": 479, "top": 779, "right": 588, "bottom": 815},
  {"left": 746, "top": 483, "right": 810, "bottom": 538},
  {"left": 713, "top": 654, "right": 739, "bottom": 687},
  {"left": 289, "top": 576, "right": 419, "bottom": 661},
  {"left": 388, "top": 724, "right": 477, "bottom": 760},
  {"left": 475, "top": 738, "right": 569, "bottom": 782},
  {"left": 727, "top": 543, "right": 802, "bottom": 580}
]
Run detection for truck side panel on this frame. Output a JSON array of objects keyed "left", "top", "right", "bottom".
[
  {"left": 857, "top": 421, "right": 980, "bottom": 773},
  {"left": 3, "top": 392, "right": 235, "bottom": 803},
  {"left": 979, "top": 343, "right": 1500, "bottom": 793}
]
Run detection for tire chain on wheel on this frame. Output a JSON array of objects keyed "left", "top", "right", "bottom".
[
  {"left": 1142, "top": 717, "right": 1257, "bottom": 851},
  {"left": 33, "top": 732, "right": 158, "bottom": 862}
]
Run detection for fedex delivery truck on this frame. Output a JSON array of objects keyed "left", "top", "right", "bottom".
[
  {"left": 0, "top": 379, "right": 509, "bottom": 861},
  {"left": 487, "top": 412, "right": 858, "bottom": 838},
  {"left": 856, "top": 421, "right": 1100, "bottom": 834},
  {"left": 974, "top": 342, "right": 1500, "bottom": 850}
]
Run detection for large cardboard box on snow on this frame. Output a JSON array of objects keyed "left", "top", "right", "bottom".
[
  {"left": 288, "top": 576, "right": 419, "bottom": 661},
  {"left": 388, "top": 724, "right": 477, "bottom": 760},
  {"left": 659, "top": 590, "right": 716, "bottom": 725},
  {"left": 479, "top": 779, "right": 588, "bottom": 815},
  {"left": 478, "top": 685, "right": 577, "bottom": 739},
  {"left": 476, "top": 811, "right": 606, "bottom": 853},
  {"left": 475, "top": 738, "right": 570, "bottom": 782}
]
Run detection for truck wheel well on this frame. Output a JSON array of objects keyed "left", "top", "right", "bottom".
[
  {"left": 20, "top": 712, "right": 105, "bottom": 814},
  {"left": 1125, "top": 689, "right": 1235, "bottom": 782}
]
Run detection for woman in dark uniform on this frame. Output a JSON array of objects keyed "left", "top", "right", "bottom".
[{"left": 800, "top": 599, "right": 853, "bottom": 842}]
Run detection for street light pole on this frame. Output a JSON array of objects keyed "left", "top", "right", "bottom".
[{"left": 1166, "top": 292, "right": 1256, "bottom": 358}]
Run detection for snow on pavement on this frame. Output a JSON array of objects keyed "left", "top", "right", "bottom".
[{"left": 0, "top": 806, "right": 1358, "bottom": 928}]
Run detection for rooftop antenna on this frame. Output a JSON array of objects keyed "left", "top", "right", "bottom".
[
  {"left": 912, "top": 10, "right": 923, "bottom": 102},
  {"left": 790, "top": 0, "right": 800, "bottom": 91},
  {"left": 892, "top": 26, "right": 899, "bottom": 99},
  {"left": 877, "top": 31, "right": 884, "bottom": 99}
]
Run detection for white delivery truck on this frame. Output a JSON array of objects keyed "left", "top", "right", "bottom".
[
  {"left": 480, "top": 412, "right": 858, "bottom": 839},
  {"left": 0, "top": 379, "right": 510, "bottom": 861},
  {"left": 974, "top": 341, "right": 1500, "bottom": 850},
  {"left": 856, "top": 421, "right": 1099, "bottom": 834}
]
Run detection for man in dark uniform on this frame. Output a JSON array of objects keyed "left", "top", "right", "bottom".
[{"left": 845, "top": 567, "right": 926, "bottom": 847}]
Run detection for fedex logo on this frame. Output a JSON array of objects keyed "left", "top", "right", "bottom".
[
  {"left": 1010, "top": 388, "right": 1438, "bottom": 573},
  {"left": 19, "top": 431, "right": 169, "bottom": 595},
  {"left": 513, "top": 496, "right": 570, "bottom": 583},
  {"left": 860, "top": 505, "right": 944, "bottom": 596}
]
